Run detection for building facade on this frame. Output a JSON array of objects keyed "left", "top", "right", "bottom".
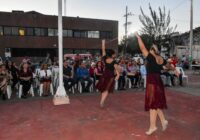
[
  {"left": 0, "top": 10, "right": 118, "bottom": 61},
  {"left": 172, "top": 27, "right": 200, "bottom": 59}
]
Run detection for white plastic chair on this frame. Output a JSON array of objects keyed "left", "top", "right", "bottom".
[
  {"left": 141, "top": 75, "right": 147, "bottom": 88},
  {"left": 6, "top": 85, "right": 12, "bottom": 99},
  {"left": 78, "top": 80, "right": 93, "bottom": 93},
  {"left": 66, "top": 81, "right": 75, "bottom": 94},
  {"left": 126, "top": 78, "right": 132, "bottom": 89},
  {"left": 39, "top": 83, "right": 54, "bottom": 96},
  {"left": 52, "top": 67, "right": 59, "bottom": 90},
  {"left": 18, "top": 84, "right": 34, "bottom": 98},
  {"left": 176, "top": 67, "right": 188, "bottom": 85}
]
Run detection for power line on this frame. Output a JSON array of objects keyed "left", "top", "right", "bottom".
[{"left": 171, "top": 0, "right": 188, "bottom": 12}]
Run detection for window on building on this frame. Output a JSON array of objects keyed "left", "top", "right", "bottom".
[
  {"left": 88, "top": 31, "right": 100, "bottom": 38},
  {"left": 11, "top": 27, "right": 19, "bottom": 36},
  {"left": 40, "top": 28, "right": 48, "bottom": 36},
  {"left": 80, "top": 31, "right": 87, "bottom": 38},
  {"left": 26, "top": 28, "right": 34, "bottom": 36},
  {"left": 48, "top": 28, "right": 55, "bottom": 36},
  {"left": 34, "top": 28, "right": 41, "bottom": 36},
  {"left": 3, "top": 27, "right": 12, "bottom": 35},
  {"left": 73, "top": 30, "right": 81, "bottom": 38},
  {"left": 19, "top": 28, "right": 25, "bottom": 36},
  {"left": 63, "top": 30, "right": 72, "bottom": 37},
  {"left": 64, "top": 49, "right": 73, "bottom": 54},
  {"left": 100, "top": 31, "right": 113, "bottom": 39},
  {"left": 0, "top": 26, "right": 3, "bottom": 36},
  {"left": 55, "top": 29, "right": 58, "bottom": 36}
]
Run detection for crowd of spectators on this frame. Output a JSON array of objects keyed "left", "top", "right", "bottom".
[{"left": 0, "top": 53, "right": 187, "bottom": 101}]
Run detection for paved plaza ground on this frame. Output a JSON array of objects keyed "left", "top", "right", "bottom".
[{"left": 0, "top": 71, "right": 200, "bottom": 140}]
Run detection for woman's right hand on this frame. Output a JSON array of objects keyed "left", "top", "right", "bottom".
[
  {"left": 102, "top": 39, "right": 106, "bottom": 47},
  {"left": 135, "top": 32, "right": 140, "bottom": 39}
]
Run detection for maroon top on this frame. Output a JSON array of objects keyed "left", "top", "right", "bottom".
[{"left": 19, "top": 69, "right": 33, "bottom": 79}]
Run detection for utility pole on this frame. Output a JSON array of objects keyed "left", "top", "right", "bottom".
[
  {"left": 53, "top": 0, "right": 70, "bottom": 105},
  {"left": 123, "top": 6, "right": 133, "bottom": 56},
  {"left": 64, "top": 0, "right": 67, "bottom": 16},
  {"left": 189, "top": 0, "right": 193, "bottom": 65}
]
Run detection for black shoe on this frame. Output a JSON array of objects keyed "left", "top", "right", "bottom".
[
  {"left": 85, "top": 89, "right": 90, "bottom": 93},
  {"left": 21, "top": 95, "right": 27, "bottom": 99},
  {"left": 42, "top": 94, "right": 49, "bottom": 97},
  {"left": 2, "top": 94, "right": 6, "bottom": 100}
]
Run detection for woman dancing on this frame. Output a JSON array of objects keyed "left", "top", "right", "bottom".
[
  {"left": 96, "top": 40, "right": 120, "bottom": 108},
  {"left": 135, "top": 33, "right": 168, "bottom": 135}
]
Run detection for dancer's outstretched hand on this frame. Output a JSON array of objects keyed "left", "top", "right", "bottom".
[
  {"left": 134, "top": 32, "right": 140, "bottom": 38},
  {"left": 102, "top": 39, "right": 106, "bottom": 47}
]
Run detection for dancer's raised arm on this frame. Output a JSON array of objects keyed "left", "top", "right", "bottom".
[
  {"left": 135, "top": 32, "right": 148, "bottom": 57},
  {"left": 102, "top": 39, "right": 106, "bottom": 57}
]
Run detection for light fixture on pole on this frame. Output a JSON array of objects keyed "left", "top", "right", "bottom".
[{"left": 53, "top": 0, "right": 70, "bottom": 105}]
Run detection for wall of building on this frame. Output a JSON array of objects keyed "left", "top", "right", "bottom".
[
  {"left": 0, "top": 11, "right": 118, "bottom": 59},
  {"left": 176, "top": 45, "right": 200, "bottom": 60}
]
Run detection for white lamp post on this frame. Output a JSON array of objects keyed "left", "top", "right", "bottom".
[{"left": 53, "top": 0, "right": 70, "bottom": 105}]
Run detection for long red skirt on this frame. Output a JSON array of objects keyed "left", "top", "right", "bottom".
[
  {"left": 96, "top": 69, "right": 115, "bottom": 93},
  {"left": 145, "top": 73, "right": 167, "bottom": 111}
]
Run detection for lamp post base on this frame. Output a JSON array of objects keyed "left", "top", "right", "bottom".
[
  {"left": 53, "top": 95, "right": 70, "bottom": 105},
  {"left": 53, "top": 86, "right": 70, "bottom": 105}
]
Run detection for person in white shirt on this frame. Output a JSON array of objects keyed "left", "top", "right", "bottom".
[{"left": 39, "top": 63, "right": 52, "bottom": 96}]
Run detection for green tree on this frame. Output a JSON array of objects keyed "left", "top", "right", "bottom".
[{"left": 139, "top": 3, "right": 177, "bottom": 50}]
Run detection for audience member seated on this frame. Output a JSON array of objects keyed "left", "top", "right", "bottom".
[
  {"left": 162, "top": 59, "right": 183, "bottom": 86},
  {"left": 171, "top": 54, "right": 178, "bottom": 67},
  {"left": 6, "top": 60, "right": 19, "bottom": 90},
  {"left": 89, "top": 62, "right": 96, "bottom": 88},
  {"left": 127, "top": 60, "right": 139, "bottom": 88},
  {"left": 39, "top": 63, "right": 52, "bottom": 96},
  {"left": 0, "top": 63, "right": 12, "bottom": 100},
  {"left": 73, "top": 60, "right": 80, "bottom": 84},
  {"left": 77, "top": 62, "right": 92, "bottom": 92},
  {"left": 94, "top": 61, "right": 104, "bottom": 81},
  {"left": 19, "top": 63, "right": 33, "bottom": 99},
  {"left": 63, "top": 60, "right": 75, "bottom": 91},
  {"left": 118, "top": 59, "right": 126, "bottom": 90}
]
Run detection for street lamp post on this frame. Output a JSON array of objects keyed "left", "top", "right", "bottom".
[
  {"left": 64, "top": 0, "right": 67, "bottom": 16},
  {"left": 189, "top": 0, "right": 193, "bottom": 65},
  {"left": 53, "top": 0, "right": 70, "bottom": 105}
]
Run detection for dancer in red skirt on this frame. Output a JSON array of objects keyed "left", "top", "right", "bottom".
[
  {"left": 96, "top": 40, "right": 120, "bottom": 108},
  {"left": 135, "top": 33, "right": 168, "bottom": 135}
]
